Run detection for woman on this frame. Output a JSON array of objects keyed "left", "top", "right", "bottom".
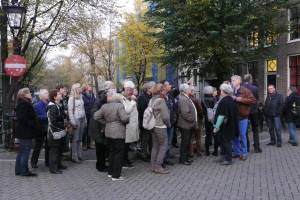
[
  {"left": 68, "top": 83, "right": 87, "bottom": 163},
  {"left": 47, "top": 89, "right": 67, "bottom": 174},
  {"left": 150, "top": 83, "right": 171, "bottom": 174},
  {"left": 15, "top": 88, "right": 39, "bottom": 177},
  {"left": 282, "top": 86, "right": 299, "bottom": 146},
  {"left": 213, "top": 83, "right": 239, "bottom": 165},
  {"left": 94, "top": 92, "right": 129, "bottom": 181},
  {"left": 31, "top": 89, "right": 49, "bottom": 168},
  {"left": 202, "top": 86, "right": 218, "bottom": 156}
]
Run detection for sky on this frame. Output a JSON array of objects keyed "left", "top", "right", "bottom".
[{"left": 47, "top": 0, "right": 135, "bottom": 61}]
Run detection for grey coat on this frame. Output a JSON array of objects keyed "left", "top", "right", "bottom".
[
  {"left": 151, "top": 95, "right": 171, "bottom": 128},
  {"left": 94, "top": 101, "right": 129, "bottom": 139},
  {"left": 177, "top": 94, "right": 197, "bottom": 129}
]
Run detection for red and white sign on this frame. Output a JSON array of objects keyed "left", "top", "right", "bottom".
[{"left": 4, "top": 55, "right": 27, "bottom": 77}]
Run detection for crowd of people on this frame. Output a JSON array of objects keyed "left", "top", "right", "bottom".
[{"left": 14, "top": 74, "right": 300, "bottom": 181}]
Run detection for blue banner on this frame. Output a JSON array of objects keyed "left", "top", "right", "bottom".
[
  {"left": 152, "top": 63, "right": 158, "bottom": 82},
  {"left": 166, "top": 64, "right": 177, "bottom": 87}
]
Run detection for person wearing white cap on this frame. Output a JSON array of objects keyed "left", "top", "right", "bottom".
[{"left": 121, "top": 80, "right": 139, "bottom": 168}]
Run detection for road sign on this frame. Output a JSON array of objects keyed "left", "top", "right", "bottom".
[{"left": 4, "top": 55, "right": 27, "bottom": 77}]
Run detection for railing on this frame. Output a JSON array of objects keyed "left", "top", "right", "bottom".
[{"left": 0, "top": 110, "right": 16, "bottom": 151}]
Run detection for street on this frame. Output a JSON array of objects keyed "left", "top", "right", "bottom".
[{"left": 0, "top": 132, "right": 300, "bottom": 200}]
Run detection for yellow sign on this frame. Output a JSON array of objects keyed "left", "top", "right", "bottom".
[{"left": 267, "top": 59, "right": 277, "bottom": 72}]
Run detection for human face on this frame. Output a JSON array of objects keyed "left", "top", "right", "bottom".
[
  {"left": 125, "top": 87, "right": 134, "bottom": 96},
  {"left": 25, "top": 93, "right": 32, "bottom": 100},
  {"left": 287, "top": 89, "right": 292, "bottom": 96},
  {"left": 231, "top": 78, "right": 241, "bottom": 89},
  {"left": 59, "top": 88, "right": 66, "bottom": 97},
  {"left": 164, "top": 82, "right": 172, "bottom": 93},
  {"left": 54, "top": 93, "right": 62, "bottom": 103},
  {"left": 268, "top": 85, "right": 276, "bottom": 94}
]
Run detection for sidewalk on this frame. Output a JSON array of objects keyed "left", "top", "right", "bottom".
[{"left": 0, "top": 131, "right": 300, "bottom": 200}]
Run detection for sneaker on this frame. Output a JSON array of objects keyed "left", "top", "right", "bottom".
[
  {"left": 220, "top": 160, "right": 233, "bottom": 166},
  {"left": 112, "top": 177, "right": 125, "bottom": 181},
  {"left": 239, "top": 155, "right": 247, "bottom": 161},
  {"left": 108, "top": 174, "right": 112, "bottom": 178},
  {"left": 277, "top": 144, "right": 282, "bottom": 148},
  {"left": 154, "top": 168, "right": 170, "bottom": 174}
]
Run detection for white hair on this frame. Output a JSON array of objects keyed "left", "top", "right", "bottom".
[
  {"left": 203, "top": 86, "right": 214, "bottom": 95},
  {"left": 39, "top": 89, "right": 49, "bottom": 100},
  {"left": 70, "top": 83, "right": 81, "bottom": 98},
  {"left": 104, "top": 81, "right": 114, "bottom": 90},
  {"left": 179, "top": 83, "right": 190, "bottom": 93},
  {"left": 220, "top": 83, "right": 233, "bottom": 95},
  {"left": 231, "top": 75, "right": 242, "bottom": 82},
  {"left": 123, "top": 80, "right": 135, "bottom": 89}
]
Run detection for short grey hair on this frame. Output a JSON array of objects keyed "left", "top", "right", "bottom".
[
  {"left": 39, "top": 89, "right": 49, "bottom": 99},
  {"left": 203, "top": 86, "right": 214, "bottom": 95},
  {"left": 244, "top": 74, "right": 253, "bottom": 83},
  {"left": 179, "top": 83, "right": 190, "bottom": 93},
  {"left": 143, "top": 81, "right": 155, "bottom": 91},
  {"left": 104, "top": 81, "right": 114, "bottom": 90},
  {"left": 220, "top": 83, "right": 233, "bottom": 95},
  {"left": 231, "top": 75, "right": 242, "bottom": 82},
  {"left": 123, "top": 80, "right": 135, "bottom": 89}
]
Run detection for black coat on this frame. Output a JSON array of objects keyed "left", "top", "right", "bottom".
[
  {"left": 137, "top": 92, "right": 152, "bottom": 128},
  {"left": 202, "top": 95, "right": 215, "bottom": 128},
  {"left": 47, "top": 102, "right": 65, "bottom": 146},
  {"left": 15, "top": 98, "right": 40, "bottom": 139},
  {"left": 282, "top": 92, "right": 299, "bottom": 123},
  {"left": 214, "top": 96, "right": 239, "bottom": 142},
  {"left": 264, "top": 92, "right": 284, "bottom": 117},
  {"left": 88, "top": 90, "right": 107, "bottom": 143}
]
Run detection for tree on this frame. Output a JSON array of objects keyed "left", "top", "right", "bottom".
[
  {"left": 118, "top": 11, "right": 164, "bottom": 92},
  {"left": 145, "top": 0, "right": 288, "bottom": 81}
]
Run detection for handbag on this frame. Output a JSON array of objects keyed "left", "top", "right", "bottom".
[{"left": 47, "top": 105, "right": 67, "bottom": 140}]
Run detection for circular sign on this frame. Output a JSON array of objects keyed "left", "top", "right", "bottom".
[{"left": 4, "top": 55, "right": 27, "bottom": 77}]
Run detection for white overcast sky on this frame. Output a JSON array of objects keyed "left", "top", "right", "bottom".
[{"left": 47, "top": 0, "right": 135, "bottom": 60}]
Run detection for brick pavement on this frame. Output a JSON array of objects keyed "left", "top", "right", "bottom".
[{"left": 0, "top": 132, "right": 300, "bottom": 200}]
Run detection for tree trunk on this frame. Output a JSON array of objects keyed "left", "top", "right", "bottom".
[{"left": 90, "top": 57, "right": 99, "bottom": 92}]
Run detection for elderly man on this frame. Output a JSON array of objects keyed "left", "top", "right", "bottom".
[
  {"left": 231, "top": 75, "right": 256, "bottom": 160},
  {"left": 177, "top": 84, "right": 197, "bottom": 165},
  {"left": 121, "top": 80, "right": 139, "bottom": 168},
  {"left": 31, "top": 89, "right": 49, "bottom": 168},
  {"left": 137, "top": 81, "right": 155, "bottom": 162}
]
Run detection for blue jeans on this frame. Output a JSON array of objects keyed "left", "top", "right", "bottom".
[
  {"left": 266, "top": 116, "right": 282, "bottom": 145},
  {"left": 15, "top": 139, "right": 32, "bottom": 175},
  {"left": 288, "top": 122, "right": 298, "bottom": 144},
  {"left": 232, "top": 119, "right": 248, "bottom": 157},
  {"left": 165, "top": 127, "right": 174, "bottom": 160}
]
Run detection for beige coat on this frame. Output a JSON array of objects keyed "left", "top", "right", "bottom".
[{"left": 177, "top": 94, "right": 197, "bottom": 129}]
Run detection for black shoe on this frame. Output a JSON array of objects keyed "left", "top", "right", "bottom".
[
  {"left": 172, "top": 144, "right": 179, "bottom": 148},
  {"left": 292, "top": 143, "right": 298, "bottom": 146},
  {"left": 15, "top": 172, "right": 20, "bottom": 176},
  {"left": 141, "top": 157, "right": 150, "bottom": 162},
  {"left": 58, "top": 165, "right": 68, "bottom": 170},
  {"left": 205, "top": 151, "right": 210, "bottom": 156},
  {"left": 267, "top": 142, "right": 275, "bottom": 146},
  {"left": 187, "top": 159, "right": 194, "bottom": 163},
  {"left": 164, "top": 160, "right": 175, "bottom": 166},
  {"left": 254, "top": 148, "right": 262, "bottom": 153},
  {"left": 50, "top": 170, "right": 63, "bottom": 174},
  {"left": 22, "top": 172, "right": 38, "bottom": 177},
  {"left": 277, "top": 144, "right": 282, "bottom": 147},
  {"left": 212, "top": 151, "right": 218, "bottom": 157},
  {"left": 180, "top": 161, "right": 191, "bottom": 165},
  {"left": 232, "top": 155, "right": 240, "bottom": 158},
  {"left": 220, "top": 160, "right": 233, "bottom": 166},
  {"left": 72, "top": 159, "right": 80, "bottom": 163}
]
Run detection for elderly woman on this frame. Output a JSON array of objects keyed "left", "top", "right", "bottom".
[
  {"left": 31, "top": 89, "right": 49, "bottom": 168},
  {"left": 177, "top": 84, "right": 197, "bottom": 165},
  {"left": 15, "top": 88, "right": 39, "bottom": 177},
  {"left": 150, "top": 83, "right": 171, "bottom": 174},
  {"left": 94, "top": 92, "right": 129, "bottom": 181},
  {"left": 68, "top": 83, "right": 87, "bottom": 163},
  {"left": 202, "top": 86, "right": 219, "bottom": 156},
  {"left": 121, "top": 80, "right": 139, "bottom": 168},
  {"left": 213, "top": 83, "right": 239, "bottom": 165}
]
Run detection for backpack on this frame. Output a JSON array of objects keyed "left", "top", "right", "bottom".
[
  {"left": 143, "top": 99, "right": 159, "bottom": 130},
  {"left": 203, "top": 100, "right": 215, "bottom": 123},
  {"left": 291, "top": 96, "right": 300, "bottom": 118}
]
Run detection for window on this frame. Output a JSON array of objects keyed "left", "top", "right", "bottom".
[
  {"left": 289, "top": 55, "right": 300, "bottom": 93},
  {"left": 266, "top": 59, "right": 277, "bottom": 72},
  {"left": 289, "top": 5, "right": 300, "bottom": 41},
  {"left": 248, "top": 31, "right": 259, "bottom": 48},
  {"left": 247, "top": 61, "right": 258, "bottom": 84}
]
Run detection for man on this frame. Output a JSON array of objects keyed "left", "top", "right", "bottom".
[
  {"left": 31, "top": 89, "right": 49, "bottom": 168},
  {"left": 137, "top": 81, "right": 155, "bottom": 162},
  {"left": 82, "top": 85, "right": 96, "bottom": 150},
  {"left": 231, "top": 75, "right": 256, "bottom": 160},
  {"left": 282, "top": 86, "right": 300, "bottom": 146},
  {"left": 161, "top": 81, "right": 177, "bottom": 165},
  {"left": 264, "top": 85, "right": 284, "bottom": 147},
  {"left": 121, "top": 80, "right": 139, "bottom": 168},
  {"left": 177, "top": 84, "right": 197, "bottom": 165},
  {"left": 243, "top": 74, "right": 262, "bottom": 153}
]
